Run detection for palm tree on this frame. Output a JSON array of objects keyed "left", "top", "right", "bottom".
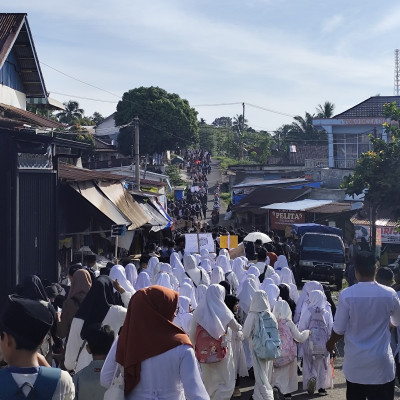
[
  {"left": 292, "top": 112, "right": 318, "bottom": 136},
  {"left": 316, "top": 101, "right": 335, "bottom": 118},
  {"left": 56, "top": 101, "right": 84, "bottom": 125}
]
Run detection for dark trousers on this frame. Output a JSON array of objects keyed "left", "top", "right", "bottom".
[{"left": 346, "top": 379, "right": 395, "bottom": 400}]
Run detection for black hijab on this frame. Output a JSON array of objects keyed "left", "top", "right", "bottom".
[
  {"left": 76, "top": 275, "right": 120, "bottom": 339},
  {"left": 21, "top": 275, "right": 48, "bottom": 301},
  {"left": 219, "top": 280, "right": 231, "bottom": 296},
  {"left": 224, "top": 294, "right": 239, "bottom": 313},
  {"left": 278, "top": 284, "right": 296, "bottom": 317}
]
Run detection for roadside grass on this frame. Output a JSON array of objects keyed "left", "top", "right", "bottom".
[{"left": 214, "top": 156, "right": 256, "bottom": 171}]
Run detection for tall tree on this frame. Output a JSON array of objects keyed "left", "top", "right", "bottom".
[
  {"left": 212, "top": 116, "right": 232, "bottom": 128},
  {"left": 115, "top": 86, "right": 198, "bottom": 155},
  {"left": 341, "top": 102, "right": 400, "bottom": 253},
  {"left": 316, "top": 101, "right": 335, "bottom": 118},
  {"left": 56, "top": 101, "right": 84, "bottom": 125},
  {"left": 91, "top": 112, "right": 105, "bottom": 126}
]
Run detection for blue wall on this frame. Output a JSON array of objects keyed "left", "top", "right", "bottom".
[{"left": 0, "top": 49, "right": 24, "bottom": 92}]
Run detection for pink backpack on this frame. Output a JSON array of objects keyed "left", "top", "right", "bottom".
[
  {"left": 273, "top": 319, "right": 297, "bottom": 367},
  {"left": 195, "top": 325, "right": 227, "bottom": 363}
]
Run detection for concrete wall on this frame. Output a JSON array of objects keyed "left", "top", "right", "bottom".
[
  {"left": 0, "top": 85, "right": 26, "bottom": 109},
  {"left": 313, "top": 168, "right": 353, "bottom": 189}
]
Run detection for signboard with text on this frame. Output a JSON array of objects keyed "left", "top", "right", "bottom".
[
  {"left": 184, "top": 233, "right": 214, "bottom": 253},
  {"left": 270, "top": 210, "right": 305, "bottom": 230}
]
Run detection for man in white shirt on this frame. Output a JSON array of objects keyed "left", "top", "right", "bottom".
[
  {"left": 327, "top": 251, "right": 400, "bottom": 400},
  {"left": 255, "top": 248, "right": 274, "bottom": 283}
]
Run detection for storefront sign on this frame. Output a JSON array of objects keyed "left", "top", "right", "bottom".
[
  {"left": 270, "top": 210, "right": 305, "bottom": 230},
  {"left": 381, "top": 227, "right": 400, "bottom": 244}
]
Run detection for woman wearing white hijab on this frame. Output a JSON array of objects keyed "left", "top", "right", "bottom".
[
  {"left": 201, "top": 259, "right": 212, "bottom": 276},
  {"left": 219, "top": 248, "right": 230, "bottom": 260},
  {"left": 211, "top": 266, "right": 225, "bottom": 285},
  {"left": 173, "top": 295, "right": 193, "bottom": 334},
  {"left": 238, "top": 278, "right": 257, "bottom": 318},
  {"left": 279, "top": 267, "right": 299, "bottom": 303},
  {"left": 293, "top": 281, "right": 324, "bottom": 324},
  {"left": 247, "top": 264, "right": 260, "bottom": 278},
  {"left": 147, "top": 256, "right": 159, "bottom": 280},
  {"left": 261, "top": 283, "right": 280, "bottom": 311},
  {"left": 242, "top": 291, "right": 275, "bottom": 400},
  {"left": 195, "top": 284, "right": 208, "bottom": 305},
  {"left": 155, "top": 263, "right": 179, "bottom": 291},
  {"left": 155, "top": 272, "right": 173, "bottom": 290},
  {"left": 269, "top": 271, "right": 281, "bottom": 286},
  {"left": 109, "top": 265, "right": 136, "bottom": 295},
  {"left": 179, "top": 282, "right": 198, "bottom": 309},
  {"left": 274, "top": 255, "right": 289, "bottom": 272},
  {"left": 232, "top": 258, "right": 246, "bottom": 283},
  {"left": 271, "top": 300, "right": 310, "bottom": 398},
  {"left": 190, "top": 284, "right": 242, "bottom": 400},
  {"left": 170, "top": 252, "right": 185, "bottom": 283},
  {"left": 134, "top": 271, "right": 151, "bottom": 291},
  {"left": 298, "top": 290, "right": 333, "bottom": 395},
  {"left": 216, "top": 255, "right": 239, "bottom": 295},
  {"left": 125, "top": 263, "right": 138, "bottom": 287}
]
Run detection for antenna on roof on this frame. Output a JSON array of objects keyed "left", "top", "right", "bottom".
[{"left": 395, "top": 49, "right": 400, "bottom": 95}]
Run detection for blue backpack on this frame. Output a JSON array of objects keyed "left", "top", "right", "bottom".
[
  {"left": 252, "top": 311, "right": 282, "bottom": 360},
  {"left": 0, "top": 366, "right": 61, "bottom": 399}
]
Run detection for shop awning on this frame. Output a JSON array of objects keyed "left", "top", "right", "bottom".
[
  {"left": 262, "top": 199, "right": 333, "bottom": 211},
  {"left": 140, "top": 202, "right": 170, "bottom": 232},
  {"left": 70, "top": 181, "right": 131, "bottom": 227},
  {"left": 97, "top": 181, "right": 151, "bottom": 230}
]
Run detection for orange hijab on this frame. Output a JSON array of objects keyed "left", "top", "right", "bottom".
[{"left": 116, "top": 285, "right": 192, "bottom": 395}]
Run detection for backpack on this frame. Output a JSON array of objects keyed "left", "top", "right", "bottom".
[
  {"left": 0, "top": 366, "right": 61, "bottom": 400},
  {"left": 273, "top": 319, "right": 297, "bottom": 367},
  {"left": 252, "top": 311, "right": 281, "bottom": 360},
  {"left": 195, "top": 325, "right": 227, "bottom": 363},
  {"left": 307, "top": 307, "right": 329, "bottom": 356},
  {"left": 259, "top": 264, "right": 269, "bottom": 283}
]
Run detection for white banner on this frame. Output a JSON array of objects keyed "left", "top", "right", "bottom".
[
  {"left": 381, "top": 227, "right": 400, "bottom": 244},
  {"left": 184, "top": 233, "right": 214, "bottom": 253}
]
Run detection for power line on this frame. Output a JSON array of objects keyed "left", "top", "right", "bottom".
[
  {"left": 51, "top": 92, "right": 118, "bottom": 104},
  {"left": 245, "top": 103, "right": 295, "bottom": 118}
]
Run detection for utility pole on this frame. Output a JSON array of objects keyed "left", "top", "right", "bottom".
[{"left": 134, "top": 116, "right": 140, "bottom": 191}]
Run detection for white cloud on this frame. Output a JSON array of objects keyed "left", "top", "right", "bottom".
[
  {"left": 322, "top": 14, "right": 344, "bottom": 33},
  {"left": 372, "top": 5, "right": 400, "bottom": 33}
]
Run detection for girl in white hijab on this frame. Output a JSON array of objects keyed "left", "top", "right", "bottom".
[
  {"left": 109, "top": 265, "right": 136, "bottom": 295},
  {"left": 298, "top": 290, "right": 333, "bottom": 395},
  {"left": 293, "top": 281, "right": 324, "bottom": 324},
  {"left": 269, "top": 271, "right": 281, "bottom": 286},
  {"left": 190, "top": 284, "right": 242, "bottom": 400},
  {"left": 195, "top": 284, "right": 208, "bottom": 305},
  {"left": 170, "top": 252, "right": 185, "bottom": 283},
  {"left": 232, "top": 258, "right": 246, "bottom": 283},
  {"left": 155, "top": 272, "right": 173, "bottom": 290},
  {"left": 173, "top": 295, "right": 193, "bottom": 334},
  {"left": 155, "top": 263, "right": 179, "bottom": 291},
  {"left": 238, "top": 278, "right": 257, "bottom": 318},
  {"left": 247, "top": 265, "right": 261, "bottom": 278},
  {"left": 242, "top": 291, "right": 275, "bottom": 400},
  {"left": 147, "top": 256, "right": 159, "bottom": 280},
  {"left": 274, "top": 255, "right": 289, "bottom": 272},
  {"left": 237, "top": 273, "right": 259, "bottom": 296},
  {"left": 262, "top": 283, "right": 280, "bottom": 311},
  {"left": 279, "top": 267, "right": 299, "bottom": 303},
  {"left": 271, "top": 300, "right": 310, "bottom": 398},
  {"left": 219, "top": 248, "right": 230, "bottom": 260},
  {"left": 179, "top": 282, "right": 198, "bottom": 309},
  {"left": 125, "top": 263, "right": 138, "bottom": 287},
  {"left": 216, "top": 255, "right": 239, "bottom": 295},
  {"left": 134, "top": 271, "right": 151, "bottom": 291},
  {"left": 211, "top": 266, "right": 225, "bottom": 285}
]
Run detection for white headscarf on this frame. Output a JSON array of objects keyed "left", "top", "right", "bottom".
[
  {"left": 269, "top": 272, "right": 281, "bottom": 286},
  {"left": 147, "top": 256, "right": 159, "bottom": 279},
  {"left": 193, "top": 254, "right": 202, "bottom": 266},
  {"left": 184, "top": 255, "right": 197, "bottom": 271},
  {"left": 125, "top": 263, "right": 138, "bottom": 287},
  {"left": 174, "top": 295, "right": 193, "bottom": 333},
  {"left": 170, "top": 252, "right": 183, "bottom": 269},
  {"left": 179, "top": 282, "right": 198, "bottom": 309},
  {"left": 155, "top": 273, "right": 172, "bottom": 289},
  {"left": 219, "top": 248, "right": 230, "bottom": 260},
  {"left": 247, "top": 265, "right": 260, "bottom": 278},
  {"left": 193, "top": 284, "right": 233, "bottom": 339},
  {"left": 159, "top": 263, "right": 172, "bottom": 274},
  {"left": 308, "top": 289, "right": 327, "bottom": 310},
  {"left": 211, "top": 266, "right": 225, "bottom": 284},
  {"left": 249, "top": 290, "right": 271, "bottom": 313},
  {"left": 279, "top": 267, "right": 296, "bottom": 285},
  {"left": 216, "top": 255, "right": 231, "bottom": 273},
  {"left": 200, "top": 249, "right": 210, "bottom": 259},
  {"left": 261, "top": 277, "right": 275, "bottom": 288},
  {"left": 238, "top": 278, "right": 257, "bottom": 314},
  {"left": 232, "top": 258, "right": 246, "bottom": 283},
  {"left": 274, "top": 255, "right": 289, "bottom": 271},
  {"left": 109, "top": 265, "right": 136, "bottom": 294},
  {"left": 201, "top": 259, "right": 212, "bottom": 274},
  {"left": 294, "top": 280, "right": 324, "bottom": 323},
  {"left": 196, "top": 284, "right": 208, "bottom": 304},
  {"left": 170, "top": 252, "right": 185, "bottom": 283},
  {"left": 262, "top": 283, "right": 280, "bottom": 311},
  {"left": 273, "top": 299, "right": 292, "bottom": 321},
  {"left": 134, "top": 271, "right": 151, "bottom": 290}
]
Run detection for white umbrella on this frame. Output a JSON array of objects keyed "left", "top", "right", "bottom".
[{"left": 244, "top": 232, "right": 272, "bottom": 243}]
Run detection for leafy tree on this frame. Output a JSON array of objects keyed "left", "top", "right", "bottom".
[
  {"left": 198, "top": 125, "right": 216, "bottom": 153},
  {"left": 341, "top": 102, "right": 400, "bottom": 253},
  {"left": 165, "top": 165, "right": 185, "bottom": 186},
  {"left": 56, "top": 101, "right": 84, "bottom": 125},
  {"left": 91, "top": 112, "right": 105, "bottom": 126},
  {"left": 115, "top": 87, "right": 198, "bottom": 155},
  {"left": 271, "top": 124, "right": 291, "bottom": 154},
  {"left": 316, "top": 101, "right": 335, "bottom": 118},
  {"left": 232, "top": 114, "right": 248, "bottom": 135},
  {"left": 212, "top": 116, "right": 232, "bottom": 128},
  {"left": 199, "top": 118, "right": 207, "bottom": 125}
]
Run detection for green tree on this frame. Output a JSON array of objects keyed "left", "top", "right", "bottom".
[
  {"left": 341, "top": 102, "right": 400, "bottom": 253},
  {"left": 316, "top": 101, "right": 335, "bottom": 118},
  {"left": 115, "top": 86, "right": 198, "bottom": 155},
  {"left": 212, "top": 116, "right": 232, "bottom": 128},
  {"left": 198, "top": 125, "right": 216, "bottom": 153},
  {"left": 91, "top": 112, "right": 105, "bottom": 126},
  {"left": 56, "top": 101, "right": 84, "bottom": 125}
]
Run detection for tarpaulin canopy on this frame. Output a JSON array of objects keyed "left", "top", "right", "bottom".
[{"left": 291, "top": 223, "right": 343, "bottom": 237}]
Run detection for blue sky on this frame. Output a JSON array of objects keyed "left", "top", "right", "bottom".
[{"left": 6, "top": 1, "right": 400, "bottom": 131}]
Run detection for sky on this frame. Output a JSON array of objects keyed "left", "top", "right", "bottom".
[{"left": 6, "top": 1, "right": 400, "bottom": 132}]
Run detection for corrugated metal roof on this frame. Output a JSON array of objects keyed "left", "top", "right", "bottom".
[
  {"left": 0, "top": 13, "right": 47, "bottom": 97},
  {"left": 139, "top": 202, "right": 169, "bottom": 232},
  {"left": 0, "top": 103, "right": 62, "bottom": 129},
  {"left": 59, "top": 163, "right": 124, "bottom": 182},
  {"left": 233, "top": 178, "right": 307, "bottom": 189},
  {"left": 262, "top": 199, "right": 333, "bottom": 211},
  {"left": 306, "top": 202, "right": 351, "bottom": 214},
  {"left": 70, "top": 181, "right": 131, "bottom": 227},
  {"left": 97, "top": 181, "right": 150, "bottom": 230}
]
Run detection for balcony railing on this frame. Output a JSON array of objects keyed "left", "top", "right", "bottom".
[
  {"left": 333, "top": 158, "right": 358, "bottom": 169},
  {"left": 304, "top": 159, "right": 329, "bottom": 168}
]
